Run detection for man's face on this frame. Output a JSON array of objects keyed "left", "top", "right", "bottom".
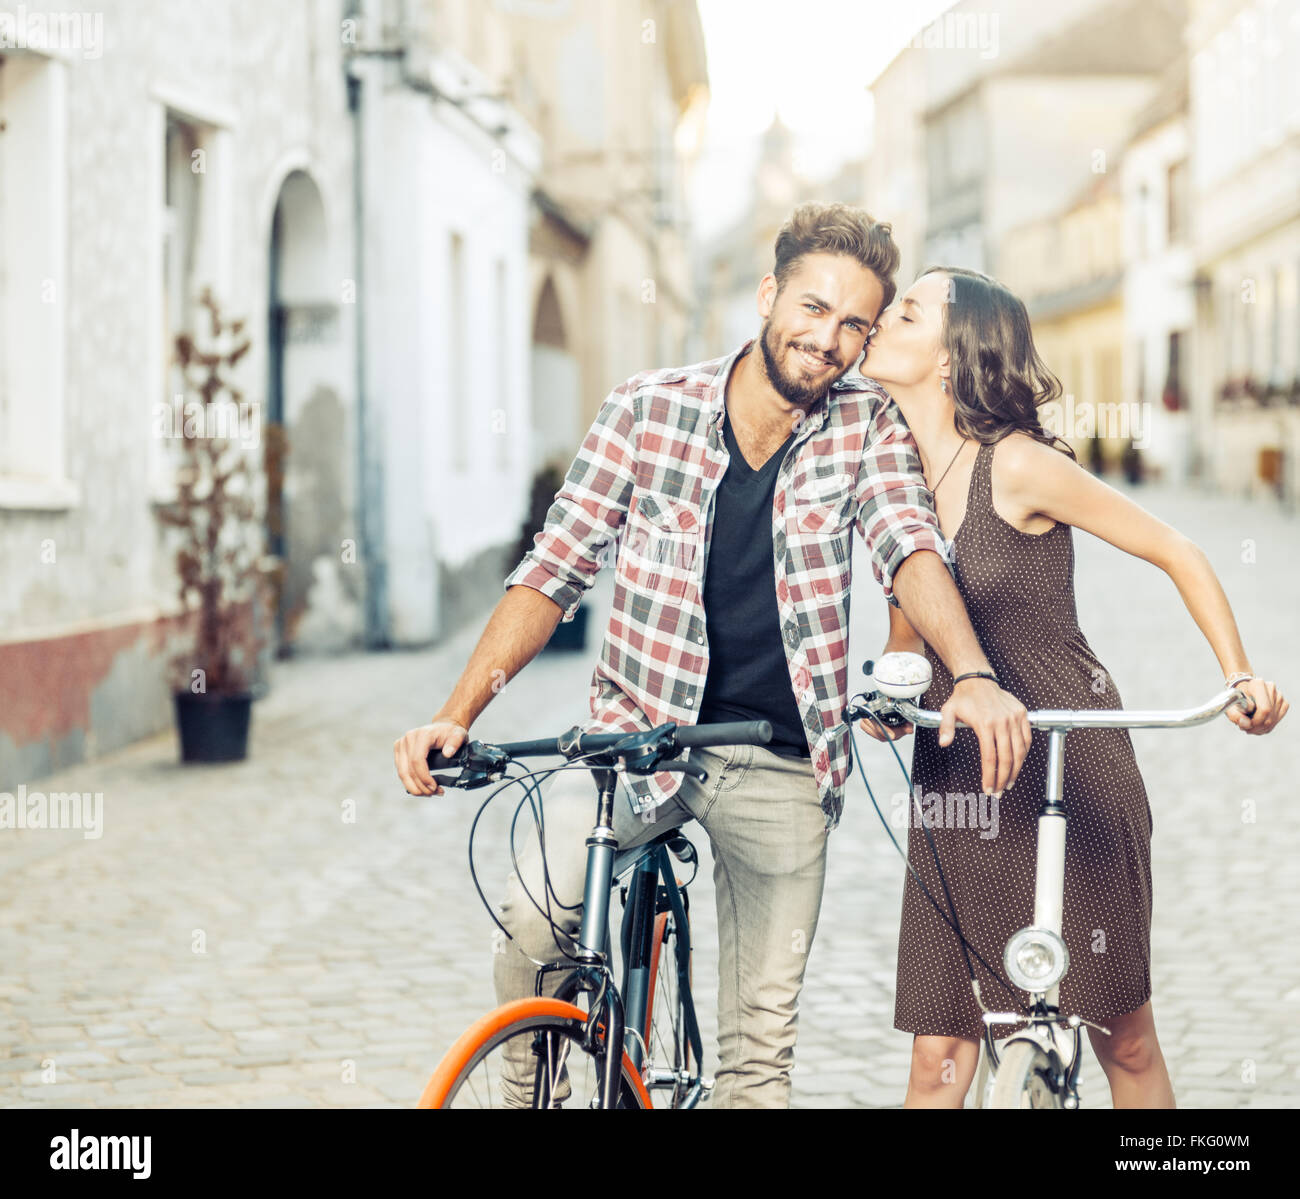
[{"left": 756, "top": 252, "right": 886, "bottom": 408}]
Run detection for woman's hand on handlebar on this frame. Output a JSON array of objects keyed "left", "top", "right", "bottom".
[
  {"left": 1228, "top": 678, "right": 1289, "bottom": 735},
  {"left": 394, "top": 718, "right": 468, "bottom": 796}
]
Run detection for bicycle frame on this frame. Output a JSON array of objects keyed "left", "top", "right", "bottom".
[
  {"left": 535, "top": 765, "right": 708, "bottom": 1108},
  {"left": 426, "top": 716, "right": 770, "bottom": 1109},
  {"left": 876, "top": 685, "right": 1253, "bottom": 1108}
]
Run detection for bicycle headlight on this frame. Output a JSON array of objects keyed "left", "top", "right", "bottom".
[{"left": 1003, "top": 927, "right": 1069, "bottom": 993}]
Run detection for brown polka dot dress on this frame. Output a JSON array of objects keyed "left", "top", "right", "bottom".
[{"left": 893, "top": 439, "right": 1153, "bottom": 1039}]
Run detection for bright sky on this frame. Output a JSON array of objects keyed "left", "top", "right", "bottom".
[{"left": 690, "top": 0, "right": 957, "bottom": 237}]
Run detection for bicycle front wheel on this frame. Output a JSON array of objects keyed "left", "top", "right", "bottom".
[
  {"left": 643, "top": 907, "right": 697, "bottom": 1108},
  {"left": 418, "top": 998, "right": 651, "bottom": 1109},
  {"left": 987, "top": 1038, "right": 1064, "bottom": 1109}
]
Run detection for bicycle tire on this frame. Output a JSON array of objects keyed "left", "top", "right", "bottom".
[
  {"left": 418, "top": 997, "right": 651, "bottom": 1109},
  {"left": 987, "top": 1038, "right": 1064, "bottom": 1109}
]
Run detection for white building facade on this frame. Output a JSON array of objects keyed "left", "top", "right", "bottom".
[
  {"left": 0, "top": 0, "right": 540, "bottom": 786},
  {"left": 1187, "top": 0, "right": 1300, "bottom": 508}
]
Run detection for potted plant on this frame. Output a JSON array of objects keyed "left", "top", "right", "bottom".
[
  {"left": 156, "top": 288, "right": 285, "bottom": 761},
  {"left": 515, "top": 460, "right": 590, "bottom": 653}
]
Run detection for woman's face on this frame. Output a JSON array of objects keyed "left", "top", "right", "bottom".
[{"left": 861, "top": 270, "right": 950, "bottom": 389}]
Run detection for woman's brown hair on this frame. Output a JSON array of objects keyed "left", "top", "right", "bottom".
[{"left": 920, "top": 265, "right": 1076, "bottom": 458}]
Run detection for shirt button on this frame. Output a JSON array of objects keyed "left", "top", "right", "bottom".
[
  {"left": 685, "top": 697, "right": 694, "bottom": 706},
  {"left": 697, "top": 635, "right": 705, "bottom": 644}
]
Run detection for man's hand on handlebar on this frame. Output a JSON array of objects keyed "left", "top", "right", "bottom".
[
  {"left": 939, "top": 677, "right": 1032, "bottom": 797},
  {"left": 858, "top": 714, "right": 914, "bottom": 743},
  {"left": 394, "top": 718, "right": 469, "bottom": 797}
]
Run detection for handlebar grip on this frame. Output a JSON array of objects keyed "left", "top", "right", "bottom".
[
  {"left": 427, "top": 744, "right": 466, "bottom": 771},
  {"left": 675, "top": 720, "right": 773, "bottom": 749}
]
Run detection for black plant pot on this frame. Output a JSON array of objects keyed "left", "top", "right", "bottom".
[
  {"left": 174, "top": 691, "right": 254, "bottom": 762},
  {"left": 543, "top": 606, "right": 589, "bottom": 653}
]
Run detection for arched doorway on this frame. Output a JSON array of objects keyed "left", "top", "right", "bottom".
[
  {"left": 530, "top": 274, "right": 582, "bottom": 473},
  {"left": 266, "top": 169, "right": 354, "bottom": 655}
]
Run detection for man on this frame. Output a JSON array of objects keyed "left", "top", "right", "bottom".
[{"left": 394, "top": 202, "right": 1031, "bottom": 1107}]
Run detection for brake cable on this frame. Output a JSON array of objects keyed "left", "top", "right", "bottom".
[{"left": 847, "top": 699, "right": 1020, "bottom": 1002}]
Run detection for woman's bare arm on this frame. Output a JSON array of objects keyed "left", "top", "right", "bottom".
[{"left": 995, "top": 433, "right": 1288, "bottom": 734}]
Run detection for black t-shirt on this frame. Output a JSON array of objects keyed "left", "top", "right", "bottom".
[{"left": 696, "top": 406, "right": 811, "bottom": 757}]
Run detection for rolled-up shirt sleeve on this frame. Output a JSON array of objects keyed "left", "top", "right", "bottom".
[
  {"left": 855, "top": 387, "right": 951, "bottom": 607},
  {"left": 503, "top": 378, "right": 638, "bottom": 622}
]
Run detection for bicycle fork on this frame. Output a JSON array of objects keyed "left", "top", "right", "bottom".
[
  {"left": 1031, "top": 730, "right": 1082, "bottom": 1102},
  {"left": 982, "top": 729, "right": 1084, "bottom": 1106}
]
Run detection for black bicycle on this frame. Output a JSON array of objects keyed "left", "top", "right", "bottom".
[{"left": 416, "top": 717, "right": 774, "bottom": 1108}]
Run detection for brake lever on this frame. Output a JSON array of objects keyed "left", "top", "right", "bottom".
[
  {"left": 427, "top": 740, "right": 510, "bottom": 791},
  {"left": 843, "top": 692, "right": 910, "bottom": 729}
]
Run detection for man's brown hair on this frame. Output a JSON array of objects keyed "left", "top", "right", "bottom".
[{"left": 772, "top": 202, "right": 901, "bottom": 310}]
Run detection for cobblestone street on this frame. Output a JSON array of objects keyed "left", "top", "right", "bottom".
[{"left": 2, "top": 481, "right": 1297, "bottom": 1109}]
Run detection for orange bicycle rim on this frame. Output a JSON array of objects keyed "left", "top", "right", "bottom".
[{"left": 418, "top": 996, "right": 652, "bottom": 1109}]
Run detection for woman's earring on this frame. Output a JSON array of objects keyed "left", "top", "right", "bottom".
[{"left": 940, "top": 378, "right": 948, "bottom": 394}]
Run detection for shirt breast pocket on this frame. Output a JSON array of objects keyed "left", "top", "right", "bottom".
[
  {"left": 787, "top": 472, "right": 855, "bottom": 602},
  {"left": 790, "top": 471, "right": 856, "bottom": 535},
  {"left": 619, "top": 492, "right": 700, "bottom": 598}
]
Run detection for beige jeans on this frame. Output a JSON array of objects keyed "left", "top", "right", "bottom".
[{"left": 493, "top": 741, "right": 829, "bottom": 1108}]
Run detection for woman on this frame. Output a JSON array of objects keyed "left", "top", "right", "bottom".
[{"left": 857, "top": 266, "right": 1289, "bottom": 1109}]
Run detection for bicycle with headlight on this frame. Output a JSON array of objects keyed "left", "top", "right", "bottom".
[{"left": 845, "top": 651, "right": 1256, "bottom": 1109}]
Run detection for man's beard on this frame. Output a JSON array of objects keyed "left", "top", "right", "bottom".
[{"left": 758, "top": 317, "right": 845, "bottom": 408}]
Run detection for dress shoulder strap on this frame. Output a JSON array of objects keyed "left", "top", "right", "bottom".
[{"left": 965, "top": 439, "right": 995, "bottom": 520}]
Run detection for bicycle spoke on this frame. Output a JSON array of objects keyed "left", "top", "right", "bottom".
[
  {"left": 644, "top": 916, "right": 694, "bottom": 1106},
  {"left": 466, "top": 1065, "right": 488, "bottom": 1109}
]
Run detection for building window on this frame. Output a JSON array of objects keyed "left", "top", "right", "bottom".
[
  {"left": 449, "top": 231, "right": 467, "bottom": 472},
  {"left": 1239, "top": 284, "right": 1253, "bottom": 376},
  {"left": 1269, "top": 266, "right": 1282, "bottom": 382},
  {"left": 1166, "top": 159, "right": 1189, "bottom": 246},
  {"left": 1135, "top": 182, "right": 1148, "bottom": 259},
  {"left": 494, "top": 256, "right": 508, "bottom": 470},
  {"left": 154, "top": 109, "right": 221, "bottom": 497},
  {"left": 0, "top": 52, "right": 72, "bottom": 508},
  {"left": 163, "top": 116, "right": 202, "bottom": 399},
  {"left": 1164, "top": 331, "right": 1184, "bottom": 412},
  {"left": 1219, "top": 284, "right": 1235, "bottom": 399}
]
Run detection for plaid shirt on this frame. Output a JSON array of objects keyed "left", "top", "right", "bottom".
[{"left": 503, "top": 339, "right": 950, "bottom": 829}]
